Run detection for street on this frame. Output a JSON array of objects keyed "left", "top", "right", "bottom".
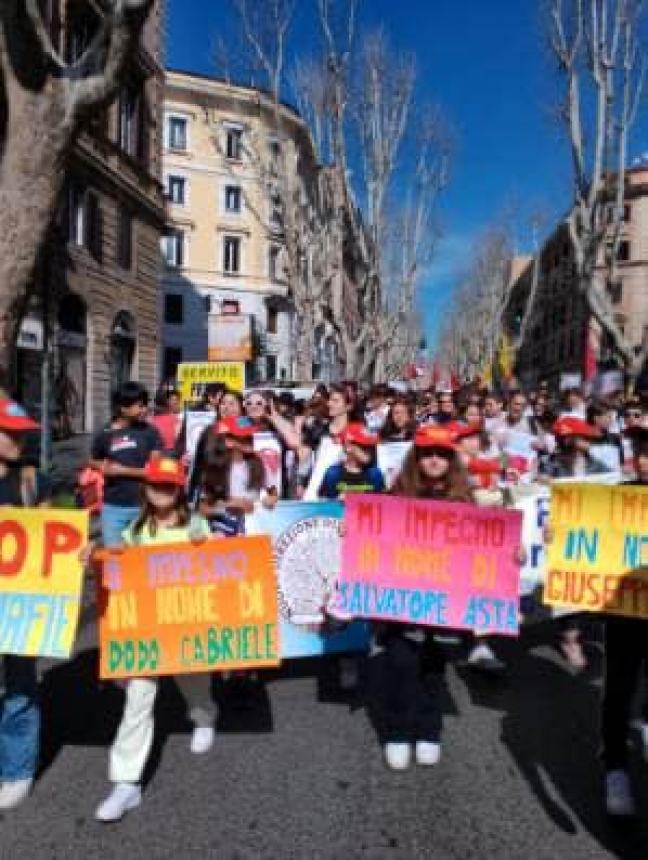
[{"left": 3, "top": 615, "right": 648, "bottom": 859}]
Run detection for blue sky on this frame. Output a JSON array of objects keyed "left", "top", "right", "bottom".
[{"left": 165, "top": 1, "right": 592, "bottom": 346}]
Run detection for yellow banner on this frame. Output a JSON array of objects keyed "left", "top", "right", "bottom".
[
  {"left": 544, "top": 483, "right": 648, "bottom": 619},
  {"left": 177, "top": 362, "right": 245, "bottom": 403},
  {"left": 0, "top": 507, "right": 89, "bottom": 657}
]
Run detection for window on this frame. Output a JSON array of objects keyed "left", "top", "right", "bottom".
[
  {"left": 167, "top": 116, "right": 187, "bottom": 151},
  {"left": 223, "top": 236, "right": 241, "bottom": 274},
  {"left": 269, "top": 246, "right": 280, "bottom": 281},
  {"left": 225, "top": 185, "right": 241, "bottom": 213},
  {"left": 163, "top": 347, "right": 183, "bottom": 381},
  {"left": 222, "top": 299, "right": 240, "bottom": 314},
  {"left": 269, "top": 193, "right": 283, "bottom": 232},
  {"left": 117, "top": 207, "right": 132, "bottom": 270},
  {"left": 162, "top": 230, "right": 185, "bottom": 268},
  {"left": 164, "top": 294, "right": 184, "bottom": 325},
  {"left": 167, "top": 176, "right": 186, "bottom": 205},
  {"left": 65, "top": 0, "right": 97, "bottom": 63},
  {"left": 266, "top": 354, "right": 277, "bottom": 380},
  {"left": 119, "top": 84, "right": 143, "bottom": 158},
  {"left": 267, "top": 307, "right": 278, "bottom": 334},
  {"left": 67, "top": 184, "right": 101, "bottom": 260},
  {"left": 226, "top": 127, "right": 242, "bottom": 160},
  {"left": 607, "top": 280, "right": 623, "bottom": 304},
  {"left": 618, "top": 241, "right": 631, "bottom": 262},
  {"left": 624, "top": 204, "right": 631, "bottom": 222}
]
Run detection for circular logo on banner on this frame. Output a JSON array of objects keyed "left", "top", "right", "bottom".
[{"left": 274, "top": 516, "right": 342, "bottom": 624}]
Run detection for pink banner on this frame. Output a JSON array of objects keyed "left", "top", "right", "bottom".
[{"left": 339, "top": 495, "right": 523, "bottom": 636}]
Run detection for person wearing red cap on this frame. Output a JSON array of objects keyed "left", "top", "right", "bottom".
[
  {"left": 370, "top": 425, "right": 471, "bottom": 771},
  {"left": 318, "top": 423, "right": 385, "bottom": 499},
  {"left": 96, "top": 454, "right": 215, "bottom": 823},
  {"left": 0, "top": 399, "right": 51, "bottom": 810},
  {"left": 542, "top": 416, "right": 613, "bottom": 671}
]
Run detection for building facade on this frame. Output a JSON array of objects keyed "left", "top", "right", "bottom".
[
  {"left": 15, "top": 0, "right": 166, "bottom": 432},
  {"left": 506, "top": 164, "right": 648, "bottom": 389},
  {"left": 161, "top": 70, "right": 327, "bottom": 385}
]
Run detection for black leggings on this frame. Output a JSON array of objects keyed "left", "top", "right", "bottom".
[{"left": 369, "top": 626, "right": 446, "bottom": 744}]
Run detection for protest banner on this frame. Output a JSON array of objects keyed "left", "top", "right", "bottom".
[
  {"left": 254, "top": 432, "right": 283, "bottom": 496},
  {"left": 98, "top": 534, "right": 280, "bottom": 679},
  {"left": 0, "top": 507, "right": 89, "bottom": 658},
  {"left": 185, "top": 411, "right": 215, "bottom": 462},
  {"left": 544, "top": 483, "right": 648, "bottom": 620},
  {"left": 304, "top": 436, "right": 343, "bottom": 501},
  {"left": 177, "top": 362, "right": 244, "bottom": 404},
  {"left": 513, "top": 488, "right": 550, "bottom": 598},
  {"left": 377, "top": 442, "right": 412, "bottom": 489},
  {"left": 247, "top": 502, "right": 370, "bottom": 658},
  {"left": 339, "top": 495, "right": 523, "bottom": 635}
]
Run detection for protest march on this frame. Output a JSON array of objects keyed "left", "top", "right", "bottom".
[{"left": 1, "top": 373, "right": 648, "bottom": 835}]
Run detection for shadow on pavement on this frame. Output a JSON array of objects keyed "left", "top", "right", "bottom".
[{"left": 454, "top": 621, "right": 648, "bottom": 860}]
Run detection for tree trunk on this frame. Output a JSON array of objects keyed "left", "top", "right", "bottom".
[{"left": 0, "top": 80, "right": 71, "bottom": 389}]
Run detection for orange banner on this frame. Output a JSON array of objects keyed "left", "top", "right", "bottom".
[{"left": 98, "top": 535, "right": 280, "bottom": 679}]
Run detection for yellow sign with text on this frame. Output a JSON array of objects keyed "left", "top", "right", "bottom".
[
  {"left": 544, "top": 483, "right": 648, "bottom": 619},
  {"left": 0, "top": 507, "right": 89, "bottom": 657},
  {"left": 177, "top": 362, "right": 245, "bottom": 404}
]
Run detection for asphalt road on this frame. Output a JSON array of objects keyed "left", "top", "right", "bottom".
[{"left": 3, "top": 615, "right": 648, "bottom": 860}]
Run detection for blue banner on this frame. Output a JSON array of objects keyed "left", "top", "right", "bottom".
[{"left": 247, "top": 501, "right": 370, "bottom": 658}]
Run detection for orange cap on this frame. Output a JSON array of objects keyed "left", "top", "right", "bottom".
[
  {"left": 552, "top": 416, "right": 600, "bottom": 440},
  {"left": 0, "top": 399, "right": 40, "bottom": 432},
  {"left": 143, "top": 454, "right": 186, "bottom": 487},
  {"left": 414, "top": 425, "right": 457, "bottom": 451},
  {"left": 215, "top": 416, "right": 256, "bottom": 439},
  {"left": 343, "top": 423, "right": 379, "bottom": 448}
]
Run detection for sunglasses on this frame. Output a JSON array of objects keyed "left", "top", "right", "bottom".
[
  {"left": 419, "top": 447, "right": 453, "bottom": 460},
  {"left": 245, "top": 399, "right": 265, "bottom": 408}
]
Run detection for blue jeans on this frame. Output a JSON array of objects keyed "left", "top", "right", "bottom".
[
  {"left": 101, "top": 504, "right": 140, "bottom": 547},
  {"left": 0, "top": 656, "right": 39, "bottom": 781}
]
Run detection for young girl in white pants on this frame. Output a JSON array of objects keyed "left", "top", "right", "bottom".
[{"left": 95, "top": 454, "right": 216, "bottom": 823}]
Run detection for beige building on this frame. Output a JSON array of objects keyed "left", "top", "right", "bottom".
[
  {"left": 161, "top": 70, "right": 324, "bottom": 384},
  {"left": 507, "top": 163, "right": 648, "bottom": 389},
  {"left": 15, "top": 0, "right": 166, "bottom": 432}
]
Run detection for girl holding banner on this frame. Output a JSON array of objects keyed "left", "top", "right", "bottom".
[
  {"left": 95, "top": 454, "right": 216, "bottom": 823},
  {"left": 0, "top": 399, "right": 52, "bottom": 811},
  {"left": 373, "top": 425, "right": 471, "bottom": 771}
]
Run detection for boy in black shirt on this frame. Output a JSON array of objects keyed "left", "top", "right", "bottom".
[{"left": 90, "top": 383, "right": 162, "bottom": 546}]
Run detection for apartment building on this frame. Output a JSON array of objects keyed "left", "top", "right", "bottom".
[
  {"left": 160, "top": 70, "right": 323, "bottom": 384},
  {"left": 15, "top": 0, "right": 166, "bottom": 432},
  {"left": 506, "top": 163, "right": 648, "bottom": 389}
]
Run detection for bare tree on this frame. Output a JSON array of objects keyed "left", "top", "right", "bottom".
[
  {"left": 549, "top": 0, "right": 647, "bottom": 381},
  {"left": 0, "top": 0, "right": 153, "bottom": 389}
]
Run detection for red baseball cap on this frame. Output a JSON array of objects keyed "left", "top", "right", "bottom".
[
  {"left": 449, "top": 421, "right": 483, "bottom": 440},
  {"left": 215, "top": 416, "right": 256, "bottom": 439},
  {"left": 143, "top": 454, "right": 186, "bottom": 487},
  {"left": 414, "top": 425, "right": 457, "bottom": 451},
  {"left": 343, "top": 423, "right": 379, "bottom": 448},
  {"left": 552, "top": 416, "right": 600, "bottom": 440},
  {"left": 0, "top": 399, "right": 40, "bottom": 432}
]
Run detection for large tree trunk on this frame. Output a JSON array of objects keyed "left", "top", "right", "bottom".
[{"left": 0, "top": 81, "right": 71, "bottom": 388}]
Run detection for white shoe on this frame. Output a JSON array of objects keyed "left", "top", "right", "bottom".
[
  {"left": 339, "top": 657, "right": 359, "bottom": 691},
  {"left": 384, "top": 743, "right": 411, "bottom": 771},
  {"left": 190, "top": 726, "right": 215, "bottom": 755},
  {"left": 95, "top": 783, "right": 142, "bottom": 823},
  {"left": 605, "top": 769, "right": 636, "bottom": 817},
  {"left": 415, "top": 741, "right": 441, "bottom": 766},
  {"left": 467, "top": 643, "right": 506, "bottom": 673},
  {"left": 0, "top": 778, "right": 33, "bottom": 810}
]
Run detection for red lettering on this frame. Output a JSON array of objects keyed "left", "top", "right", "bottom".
[
  {"left": 0, "top": 520, "right": 27, "bottom": 577},
  {"left": 42, "top": 522, "right": 83, "bottom": 578}
]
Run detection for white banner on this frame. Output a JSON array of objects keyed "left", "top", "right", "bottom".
[
  {"left": 304, "top": 436, "right": 344, "bottom": 501},
  {"left": 254, "top": 432, "right": 283, "bottom": 496},
  {"left": 377, "top": 441, "right": 412, "bottom": 489},
  {"left": 185, "top": 411, "right": 215, "bottom": 463}
]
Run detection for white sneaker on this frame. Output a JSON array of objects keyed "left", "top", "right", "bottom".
[
  {"left": 467, "top": 643, "right": 506, "bottom": 673},
  {"left": 95, "top": 783, "right": 142, "bottom": 823},
  {"left": 415, "top": 741, "right": 441, "bottom": 766},
  {"left": 339, "top": 656, "right": 359, "bottom": 691},
  {"left": 0, "top": 778, "right": 32, "bottom": 810},
  {"left": 190, "top": 726, "right": 215, "bottom": 755},
  {"left": 384, "top": 743, "right": 411, "bottom": 771},
  {"left": 605, "top": 769, "right": 636, "bottom": 817}
]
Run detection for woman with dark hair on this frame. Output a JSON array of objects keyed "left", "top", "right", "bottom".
[
  {"left": 380, "top": 397, "right": 416, "bottom": 442},
  {"left": 372, "top": 426, "right": 471, "bottom": 771},
  {"left": 543, "top": 416, "right": 612, "bottom": 670}
]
